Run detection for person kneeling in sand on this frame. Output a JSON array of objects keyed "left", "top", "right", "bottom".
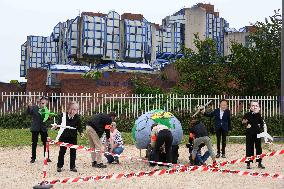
[
  {"left": 102, "top": 122, "right": 124, "bottom": 164},
  {"left": 189, "top": 118, "right": 216, "bottom": 165},
  {"left": 187, "top": 131, "right": 210, "bottom": 166}
]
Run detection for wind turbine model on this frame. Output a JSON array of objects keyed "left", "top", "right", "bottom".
[
  {"left": 51, "top": 112, "right": 76, "bottom": 141},
  {"left": 39, "top": 106, "right": 57, "bottom": 122},
  {"left": 257, "top": 120, "right": 273, "bottom": 144},
  {"left": 192, "top": 100, "right": 213, "bottom": 117}
]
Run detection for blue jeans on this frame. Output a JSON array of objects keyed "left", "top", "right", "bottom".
[
  {"left": 195, "top": 151, "right": 210, "bottom": 165},
  {"left": 105, "top": 147, "right": 124, "bottom": 163}
]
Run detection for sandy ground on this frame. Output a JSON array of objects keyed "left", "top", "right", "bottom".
[{"left": 0, "top": 144, "right": 283, "bottom": 189}]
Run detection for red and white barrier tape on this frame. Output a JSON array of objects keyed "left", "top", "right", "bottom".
[
  {"left": 42, "top": 140, "right": 50, "bottom": 180},
  {"left": 39, "top": 165, "right": 284, "bottom": 185},
  {"left": 48, "top": 139, "right": 284, "bottom": 168}
]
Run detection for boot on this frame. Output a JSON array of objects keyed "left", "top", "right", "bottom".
[
  {"left": 246, "top": 162, "right": 251, "bottom": 169},
  {"left": 216, "top": 153, "right": 220, "bottom": 158},
  {"left": 92, "top": 161, "right": 97, "bottom": 167},
  {"left": 258, "top": 163, "right": 265, "bottom": 169}
]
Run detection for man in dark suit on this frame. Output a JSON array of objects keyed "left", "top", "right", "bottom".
[
  {"left": 27, "top": 96, "right": 51, "bottom": 163},
  {"left": 242, "top": 101, "right": 265, "bottom": 169},
  {"left": 202, "top": 99, "right": 231, "bottom": 158}
]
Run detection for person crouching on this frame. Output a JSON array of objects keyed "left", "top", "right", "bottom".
[
  {"left": 150, "top": 123, "right": 173, "bottom": 166},
  {"left": 103, "top": 122, "right": 124, "bottom": 164},
  {"left": 189, "top": 119, "right": 216, "bottom": 165}
]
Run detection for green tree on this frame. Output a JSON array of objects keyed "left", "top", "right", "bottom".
[
  {"left": 174, "top": 35, "right": 236, "bottom": 95},
  {"left": 82, "top": 70, "right": 102, "bottom": 80},
  {"left": 9, "top": 80, "right": 19, "bottom": 84},
  {"left": 228, "top": 10, "right": 281, "bottom": 95}
]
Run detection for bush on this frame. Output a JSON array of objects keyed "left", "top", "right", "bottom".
[{"left": 0, "top": 113, "right": 283, "bottom": 136}]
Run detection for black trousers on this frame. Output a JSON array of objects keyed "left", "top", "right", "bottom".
[
  {"left": 246, "top": 133, "right": 262, "bottom": 163},
  {"left": 216, "top": 129, "right": 227, "bottom": 154},
  {"left": 57, "top": 137, "right": 77, "bottom": 169},
  {"left": 31, "top": 131, "right": 49, "bottom": 160},
  {"left": 153, "top": 130, "right": 173, "bottom": 163}
]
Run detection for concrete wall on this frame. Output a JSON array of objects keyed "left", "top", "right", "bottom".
[
  {"left": 224, "top": 32, "right": 249, "bottom": 56},
  {"left": 184, "top": 7, "right": 207, "bottom": 52}
]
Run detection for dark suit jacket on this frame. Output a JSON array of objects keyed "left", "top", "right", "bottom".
[
  {"left": 204, "top": 108, "right": 231, "bottom": 132},
  {"left": 243, "top": 111, "right": 263, "bottom": 135},
  {"left": 27, "top": 105, "right": 47, "bottom": 132}
]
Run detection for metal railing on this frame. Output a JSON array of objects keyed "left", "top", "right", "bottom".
[{"left": 0, "top": 92, "right": 281, "bottom": 118}]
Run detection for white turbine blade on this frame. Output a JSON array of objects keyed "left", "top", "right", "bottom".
[
  {"left": 56, "top": 127, "right": 65, "bottom": 141},
  {"left": 266, "top": 133, "right": 273, "bottom": 141},
  {"left": 63, "top": 125, "right": 76, "bottom": 129},
  {"left": 204, "top": 100, "right": 212, "bottom": 107},
  {"left": 62, "top": 112, "right": 66, "bottom": 127},
  {"left": 192, "top": 100, "right": 212, "bottom": 117}
]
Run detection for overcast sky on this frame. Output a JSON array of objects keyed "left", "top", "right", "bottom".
[{"left": 0, "top": 0, "right": 281, "bottom": 83}]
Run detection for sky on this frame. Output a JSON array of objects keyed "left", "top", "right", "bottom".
[{"left": 0, "top": 0, "right": 281, "bottom": 83}]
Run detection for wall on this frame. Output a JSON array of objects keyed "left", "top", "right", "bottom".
[
  {"left": 26, "top": 68, "right": 48, "bottom": 92},
  {"left": 224, "top": 32, "right": 249, "bottom": 56},
  {"left": 0, "top": 82, "right": 25, "bottom": 93},
  {"left": 23, "top": 67, "right": 178, "bottom": 95},
  {"left": 184, "top": 7, "right": 207, "bottom": 52}
]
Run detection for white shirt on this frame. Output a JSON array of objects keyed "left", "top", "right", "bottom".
[{"left": 220, "top": 109, "right": 224, "bottom": 120}]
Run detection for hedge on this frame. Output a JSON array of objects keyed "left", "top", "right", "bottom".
[{"left": 0, "top": 113, "right": 283, "bottom": 136}]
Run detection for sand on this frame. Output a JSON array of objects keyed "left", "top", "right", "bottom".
[{"left": 0, "top": 144, "right": 283, "bottom": 189}]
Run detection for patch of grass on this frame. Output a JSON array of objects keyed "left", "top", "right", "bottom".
[
  {"left": 3, "top": 129, "right": 280, "bottom": 148},
  {"left": 0, "top": 129, "right": 136, "bottom": 147},
  {"left": 0, "top": 129, "right": 218, "bottom": 148}
]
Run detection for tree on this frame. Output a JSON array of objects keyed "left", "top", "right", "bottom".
[
  {"left": 174, "top": 35, "right": 236, "bottom": 95},
  {"left": 9, "top": 80, "right": 19, "bottom": 84},
  {"left": 228, "top": 10, "right": 282, "bottom": 95}
]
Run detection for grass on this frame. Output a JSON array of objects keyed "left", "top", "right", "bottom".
[
  {"left": 0, "top": 129, "right": 134, "bottom": 147},
  {"left": 3, "top": 129, "right": 281, "bottom": 148},
  {"left": 0, "top": 129, "right": 215, "bottom": 147}
]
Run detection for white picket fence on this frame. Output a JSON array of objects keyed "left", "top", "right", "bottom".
[{"left": 0, "top": 92, "right": 281, "bottom": 118}]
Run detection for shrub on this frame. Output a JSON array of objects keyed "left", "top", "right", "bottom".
[{"left": 0, "top": 113, "right": 283, "bottom": 136}]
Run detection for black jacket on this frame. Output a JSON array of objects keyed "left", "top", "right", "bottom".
[
  {"left": 58, "top": 113, "right": 82, "bottom": 140},
  {"left": 204, "top": 108, "right": 231, "bottom": 131},
  {"left": 243, "top": 111, "right": 264, "bottom": 135},
  {"left": 190, "top": 122, "right": 209, "bottom": 138},
  {"left": 27, "top": 105, "right": 47, "bottom": 132},
  {"left": 88, "top": 113, "right": 112, "bottom": 139}
]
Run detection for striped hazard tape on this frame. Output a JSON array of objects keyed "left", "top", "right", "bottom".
[
  {"left": 48, "top": 139, "right": 284, "bottom": 168},
  {"left": 42, "top": 140, "right": 50, "bottom": 181},
  {"left": 39, "top": 165, "right": 284, "bottom": 185}
]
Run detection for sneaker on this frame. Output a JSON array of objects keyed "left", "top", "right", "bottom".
[
  {"left": 246, "top": 163, "right": 251, "bottom": 169},
  {"left": 47, "top": 158, "right": 52, "bottom": 163},
  {"left": 70, "top": 168, "right": 78, "bottom": 172},
  {"left": 30, "top": 159, "right": 35, "bottom": 163},
  {"left": 92, "top": 161, "right": 97, "bottom": 167},
  {"left": 216, "top": 153, "right": 220, "bottom": 158},
  {"left": 57, "top": 167, "right": 62, "bottom": 172},
  {"left": 112, "top": 160, "right": 119, "bottom": 164},
  {"left": 94, "top": 163, "right": 107, "bottom": 168},
  {"left": 221, "top": 154, "right": 226, "bottom": 158},
  {"left": 258, "top": 163, "right": 265, "bottom": 169}
]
